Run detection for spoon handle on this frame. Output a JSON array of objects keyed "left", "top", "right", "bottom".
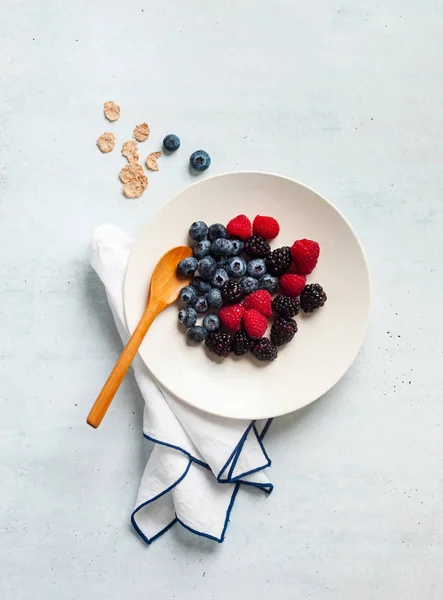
[{"left": 86, "top": 299, "right": 163, "bottom": 428}]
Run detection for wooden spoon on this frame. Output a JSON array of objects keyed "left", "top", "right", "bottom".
[{"left": 87, "top": 245, "right": 192, "bottom": 428}]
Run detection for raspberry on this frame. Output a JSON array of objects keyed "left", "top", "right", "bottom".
[
  {"left": 251, "top": 338, "right": 278, "bottom": 362},
  {"left": 231, "top": 330, "right": 254, "bottom": 356},
  {"left": 243, "top": 290, "right": 272, "bottom": 318},
  {"left": 205, "top": 331, "right": 232, "bottom": 357},
  {"left": 226, "top": 214, "right": 252, "bottom": 241},
  {"left": 221, "top": 280, "right": 245, "bottom": 304},
  {"left": 290, "top": 239, "right": 320, "bottom": 275},
  {"left": 270, "top": 317, "right": 298, "bottom": 346},
  {"left": 266, "top": 247, "right": 292, "bottom": 276},
  {"left": 272, "top": 295, "right": 300, "bottom": 318},
  {"left": 244, "top": 235, "right": 271, "bottom": 258},
  {"left": 219, "top": 304, "right": 245, "bottom": 332},
  {"left": 279, "top": 274, "right": 306, "bottom": 298},
  {"left": 243, "top": 309, "right": 268, "bottom": 339},
  {"left": 300, "top": 283, "right": 327, "bottom": 312},
  {"left": 252, "top": 215, "right": 280, "bottom": 240}
]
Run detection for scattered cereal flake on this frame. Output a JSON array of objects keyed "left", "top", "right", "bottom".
[
  {"left": 104, "top": 101, "right": 120, "bottom": 122},
  {"left": 146, "top": 151, "right": 162, "bottom": 171},
  {"left": 96, "top": 132, "right": 116, "bottom": 153},
  {"left": 119, "top": 162, "right": 145, "bottom": 183},
  {"left": 123, "top": 178, "right": 148, "bottom": 199},
  {"left": 133, "top": 122, "right": 150, "bottom": 142},
  {"left": 121, "top": 140, "right": 139, "bottom": 163},
  {"left": 119, "top": 163, "right": 148, "bottom": 198}
]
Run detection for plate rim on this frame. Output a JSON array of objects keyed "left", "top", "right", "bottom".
[{"left": 124, "top": 170, "right": 372, "bottom": 420}]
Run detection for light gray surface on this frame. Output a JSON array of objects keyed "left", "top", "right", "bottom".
[{"left": 1, "top": 1, "right": 442, "bottom": 598}]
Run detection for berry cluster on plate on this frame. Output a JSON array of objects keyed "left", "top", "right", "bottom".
[{"left": 176, "top": 214, "right": 327, "bottom": 362}]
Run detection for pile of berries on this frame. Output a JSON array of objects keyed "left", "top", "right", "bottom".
[{"left": 176, "top": 214, "right": 327, "bottom": 362}]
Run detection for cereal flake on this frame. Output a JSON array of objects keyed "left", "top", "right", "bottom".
[
  {"left": 119, "top": 163, "right": 148, "bottom": 199},
  {"left": 146, "top": 151, "right": 162, "bottom": 171},
  {"left": 133, "top": 122, "right": 150, "bottom": 142},
  {"left": 96, "top": 132, "right": 116, "bottom": 153},
  {"left": 104, "top": 101, "right": 120, "bottom": 122},
  {"left": 121, "top": 140, "right": 140, "bottom": 163}
]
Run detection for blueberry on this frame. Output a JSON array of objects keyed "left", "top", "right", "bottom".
[
  {"left": 208, "top": 223, "right": 228, "bottom": 241},
  {"left": 178, "top": 307, "right": 197, "bottom": 328},
  {"left": 203, "top": 314, "right": 221, "bottom": 333},
  {"left": 215, "top": 257, "right": 227, "bottom": 269},
  {"left": 163, "top": 134, "right": 180, "bottom": 152},
  {"left": 193, "top": 239, "right": 211, "bottom": 259},
  {"left": 211, "top": 268, "right": 230, "bottom": 289},
  {"left": 190, "top": 150, "right": 211, "bottom": 172},
  {"left": 230, "top": 239, "right": 244, "bottom": 256},
  {"left": 247, "top": 258, "right": 267, "bottom": 279},
  {"left": 207, "top": 288, "right": 223, "bottom": 309},
  {"left": 187, "top": 326, "right": 207, "bottom": 343},
  {"left": 198, "top": 256, "right": 217, "bottom": 280},
  {"left": 179, "top": 286, "right": 197, "bottom": 306},
  {"left": 240, "top": 276, "right": 259, "bottom": 295},
  {"left": 194, "top": 296, "right": 209, "bottom": 314},
  {"left": 226, "top": 256, "right": 247, "bottom": 277},
  {"left": 259, "top": 274, "right": 279, "bottom": 294},
  {"left": 177, "top": 257, "right": 198, "bottom": 276},
  {"left": 189, "top": 221, "right": 208, "bottom": 242},
  {"left": 211, "top": 238, "right": 234, "bottom": 256},
  {"left": 191, "top": 277, "right": 212, "bottom": 295}
]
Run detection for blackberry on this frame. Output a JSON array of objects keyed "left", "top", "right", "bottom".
[
  {"left": 270, "top": 317, "right": 298, "bottom": 346},
  {"left": 221, "top": 280, "right": 245, "bottom": 304},
  {"left": 231, "top": 330, "right": 254, "bottom": 356},
  {"left": 205, "top": 331, "right": 232, "bottom": 357},
  {"left": 300, "top": 283, "right": 327, "bottom": 312},
  {"left": 266, "top": 246, "right": 292, "bottom": 276},
  {"left": 272, "top": 295, "right": 300, "bottom": 318},
  {"left": 251, "top": 338, "right": 278, "bottom": 362},
  {"left": 244, "top": 235, "right": 271, "bottom": 258}
]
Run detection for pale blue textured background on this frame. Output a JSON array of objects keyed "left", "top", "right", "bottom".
[{"left": 1, "top": 1, "right": 442, "bottom": 599}]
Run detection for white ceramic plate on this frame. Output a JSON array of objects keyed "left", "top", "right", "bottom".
[{"left": 124, "top": 172, "right": 371, "bottom": 420}]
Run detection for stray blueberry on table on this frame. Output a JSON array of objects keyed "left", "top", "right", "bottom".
[
  {"left": 191, "top": 276, "right": 212, "bottom": 296},
  {"left": 211, "top": 268, "right": 230, "bottom": 289},
  {"left": 163, "top": 134, "right": 181, "bottom": 152},
  {"left": 189, "top": 221, "right": 208, "bottom": 242},
  {"left": 198, "top": 256, "right": 217, "bottom": 280},
  {"left": 258, "top": 274, "right": 279, "bottom": 294},
  {"left": 178, "top": 307, "right": 197, "bottom": 328},
  {"left": 203, "top": 314, "right": 221, "bottom": 333},
  {"left": 177, "top": 257, "right": 198, "bottom": 276},
  {"left": 207, "top": 287, "right": 223, "bottom": 309},
  {"left": 240, "top": 276, "right": 259, "bottom": 295},
  {"left": 179, "top": 285, "right": 197, "bottom": 306},
  {"left": 247, "top": 258, "right": 267, "bottom": 279},
  {"left": 208, "top": 223, "right": 227, "bottom": 241},
  {"left": 194, "top": 296, "right": 209, "bottom": 314},
  {"left": 230, "top": 239, "right": 244, "bottom": 256},
  {"left": 226, "top": 256, "right": 247, "bottom": 277},
  {"left": 193, "top": 239, "right": 211, "bottom": 259},
  {"left": 211, "top": 238, "right": 234, "bottom": 256},
  {"left": 187, "top": 325, "right": 207, "bottom": 343},
  {"left": 190, "top": 150, "right": 211, "bottom": 172}
]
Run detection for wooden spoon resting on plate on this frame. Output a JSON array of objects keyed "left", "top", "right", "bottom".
[{"left": 87, "top": 246, "right": 192, "bottom": 429}]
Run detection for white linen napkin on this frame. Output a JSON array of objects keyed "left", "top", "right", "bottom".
[{"left": 90, "top": 225, "right": 273, "bottom": 543}]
